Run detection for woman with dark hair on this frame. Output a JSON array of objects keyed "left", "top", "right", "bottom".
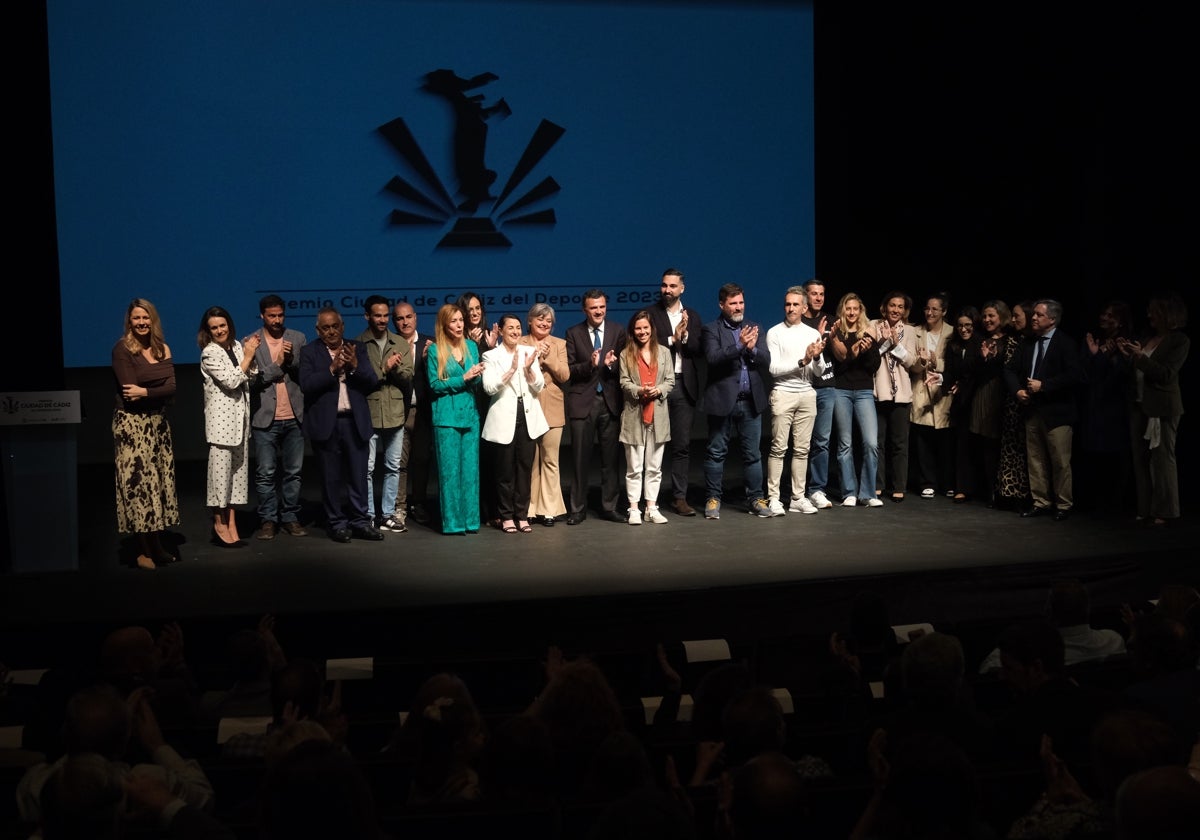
[
  {"left": 829, "top": 293, "right": 882, "bottom": 506},
  {"left": 112, "top": 298, "right": 180, "bottom": 569},
  {"left": 618, "top": 310, "right": 675, "bottom": 525},
  {"left": 198, "top": 306, "right": 260, "bottom": 547},
  {"left": 944, "top": 306, "right": 980, "bottom": 502},
  {"left": 871, "top": 291, "right": 917, "bottom": 502},
  {"left": 910, "top": 293, "right": 956, "bottom": 498},
  {"left": 481, "top": 314, "right": 547, "bottom": 533},
  {"left": 457, "top": 291, "right": 498, "bottom": 525},
  {"left": 427, "top": 303, "right": 485, "bottom": 535},
  {"left": 1077, "top": 300, "right": 1135, "bottom": 513},
  {"left": 971, "top": 300, "right": 1028, "bottom": 509},
  {"left": 1118, "top": 293, "right": 1189, "bottom": 526}
]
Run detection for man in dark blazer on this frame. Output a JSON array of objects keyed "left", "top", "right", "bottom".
[
  {"left": 392, "top": 301, "right": 436, "bottom": 527},
  {"left": 701, "top": 283, "right": 772, "bottom": 519},
  {"left": 249, "top": 294, "right": 308, "bottom": 539},
  {"left": 647, "top": 268, "right": 705, "bottom": 516},
  {"left": 1004, "top": 299, "right": 1082, "bottom": 520},
  {"left": 564, "top": 289, "right": 628, "bottom": 523},
  {"left": 299, "top": 307, "right": 383, "bottom": 542}
]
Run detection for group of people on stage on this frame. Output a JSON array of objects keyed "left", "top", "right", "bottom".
[{"left": 110, "top": 276, "right": 1188, "bottom": 556}]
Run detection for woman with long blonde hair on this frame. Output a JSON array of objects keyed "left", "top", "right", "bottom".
[
  {"left": 112, "top": 298, "right": 181, "bottom": 568},
  {"left": 828, "top": 293, "right": 882, "bottom": 507},
  {"left": 427, "top": 304, "right": 485, "bottom": 534}
]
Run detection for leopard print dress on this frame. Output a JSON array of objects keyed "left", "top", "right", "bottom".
[
  {"left": 112, "top": 345, "right": 180, "bottom": 534},
  {"left": 995, "top": 335, "right": 1030, "bottom": 503}
]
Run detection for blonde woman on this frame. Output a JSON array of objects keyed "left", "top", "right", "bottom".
[
  {"left": 112, "top": 299, "right": 180, "bottom": 568},
  {"left": 828, "top": 293, "right": 882, "bottom": 506},
  {"left": 427, "top": 304, "right": 485, "bottom": 535},
  {"left": 618, "top": 311, "right": 674, "bottom": 524}
]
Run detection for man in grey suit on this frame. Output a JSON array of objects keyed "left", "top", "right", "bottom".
[{"left": 250, "top": 294, "right": 307, "bottom": 539}]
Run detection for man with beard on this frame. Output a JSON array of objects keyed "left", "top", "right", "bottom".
[
  {"left": 701, "top": 283, "right": 772, "bottom": 519},
  {"left": 646, "top": 268, "right": 704, "bottom": 515},
  {"left": 250, "top": 294, "right": 308, "bottom": 539},
  {"left": 802, "top": 279, "right": 837, "bottom": 509}
]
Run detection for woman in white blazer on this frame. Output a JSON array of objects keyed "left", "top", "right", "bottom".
[
  {"left": 481, "top": 314, "right": 548, "bottom": 533},
  {"left": 198, "top": 306, "right": 259, "bottom": 546},
  {"left": 618, "top": 310, "right": 675, "bottom": 525}
]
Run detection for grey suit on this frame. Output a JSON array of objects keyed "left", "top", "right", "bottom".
[{"left": 250, "top": 327, "right": 307, "bottom": 525}]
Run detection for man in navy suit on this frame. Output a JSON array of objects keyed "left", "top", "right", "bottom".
[
  {"left": 1004, "top": 299, "right": 1082, "bottom": 520},
  {"left": 564, "top": 290, "right": 627, "bottom": 523},
  {"left": 647, "top": 268, "right": 705, "bottom": 516},
  {"left": 299, "top": 307, "right": 383, "bottom": 542},
  {"left": 701, "top": 283, "right": 772, "bottom": 519}
]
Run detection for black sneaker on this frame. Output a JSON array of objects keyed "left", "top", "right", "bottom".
[{"left": 380, "top": 515, "right": 408, "bottom": 533}]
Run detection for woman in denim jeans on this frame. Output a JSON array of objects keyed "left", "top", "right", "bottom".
[{"left": 828, "top": 293, "right": 883, "bottom": 507}]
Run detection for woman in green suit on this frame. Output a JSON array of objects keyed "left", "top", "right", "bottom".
[{"left": 427, "top": 304, "right": 485, "bottom": 534}]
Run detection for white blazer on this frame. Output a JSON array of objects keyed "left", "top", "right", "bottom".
[
  {"left": 200, "top": 341, "right": 250, "bottom": 446},
  {"left": 481, "top": 343, "right": 549, "bottom": 444}
]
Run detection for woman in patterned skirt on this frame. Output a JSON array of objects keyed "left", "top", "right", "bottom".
[
  {"left": 198, "top": 305, "right": 260, "bottom": 547},
  {"left": 112, "top": 298, "right": 180, "bottom": 568}
]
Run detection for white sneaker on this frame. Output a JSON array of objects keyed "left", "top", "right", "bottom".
[
  {"left": 841, "top": 496, "right": 857, "bottom": 507},
  {"left": 644, "top": 507, "right": 668, "bottom": 524},
  {"left": 789, "top": 497, "right": 818, "bottom": 515},
  {"left": 767, "top": 499, "right": 787, "bottom": 517},
  {"left": 809, "top": 490, "right": 833, "bottom": 510},
  {"left": 866, "top": 497, "right": 884, "bottom": 508},
  {"left": 627, "top": 508, "right": 642, "bottom": 525}
]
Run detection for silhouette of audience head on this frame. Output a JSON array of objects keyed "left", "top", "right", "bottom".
[
  {"left": 62, "top": 684, "right": 131, "bottom": 759},
  {"left": 690, "top": 661, "right": 752, "bottom": 742},
  {"left": 721, "top": 685, "right": 787, "bottom": 766},
  {"left": 99, "top": 626, "right": 157, "bottom": 691},
  {"left": 881, "top": 732, "right": 981, "bottom": 839},
  {"left": 38, "top": 753, "right": 124, "bottom": 840},
  {"left": 264, "top": 720, "right": 332, "bottom": 768},
  {"left": 997, "top": 618, "right": 1065, "bottom": 695},
  {"left": 586, "top": 729, "right": 654, "bottom": 800},
  {"left": 727, "top": 750, "right": 808, "bottom": 839},
  {"left": 270, "top": 660, "right": 324, "bottom": 722},
  {"left": 530, "top": 659, "right": 626, "bottom": 791},
  {"left": 480, "top": 713, "right": 555, "bottom": 804},
  {"left": 261, "top": 739, "right": 380, "bottom": 840},
  {"left": 1045, "top": 578, "right": 1093, "bottom": 627},
  {"left": 1130, "top": 613, "right": 1194, "bottom": 677},
  {"left": 226, "top": 628, "right": 270, "bottom": 685},
  {"left": 1114, "top": 765, "right": 1200, "bottom": 840},
  {"left": 899, "top": 632, "right": 964, "bottom": 705},
  {"left": 399, "top": 672, "right": 485, "bottom": 803},
  {"left": 1090, "top": 710, "right": 1189, "bottom": 801}
]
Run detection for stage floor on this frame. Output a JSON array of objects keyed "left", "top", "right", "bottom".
[{"left": 4, "top": 459, "right": 1196, "bottom": 654}]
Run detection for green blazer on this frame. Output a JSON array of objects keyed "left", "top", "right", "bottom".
[{"left": 427, "top": 342, "right": 481, "bottom": 429}]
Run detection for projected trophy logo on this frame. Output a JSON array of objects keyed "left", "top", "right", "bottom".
[{"left": 378, "top": 70, "right": 565, "bottom": 248}]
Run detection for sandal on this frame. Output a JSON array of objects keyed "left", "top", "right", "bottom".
[
  {"left": 501, "top": 520, "right": 518, "bottom": 533},
  {"left": 518, "top": 521, "right": 533, "bottom": 533},
  {"left": 891, "top": 493, "right": 905, "bottom": 503}
]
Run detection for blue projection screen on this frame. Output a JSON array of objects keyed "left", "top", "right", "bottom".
[{"left": 47, "top": 0, "right": 814, "bottom": 366}]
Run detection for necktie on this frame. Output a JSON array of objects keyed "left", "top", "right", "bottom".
[
  {"left": 1032, "top": 336, "right": 1046, "bottom": 378},
  {"left": 593, "top": 328, "right": 603, "bottom": 392}
]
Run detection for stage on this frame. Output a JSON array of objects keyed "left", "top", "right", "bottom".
[{"left": 3, "top": 457, "right": 1195, "bottom": 670}]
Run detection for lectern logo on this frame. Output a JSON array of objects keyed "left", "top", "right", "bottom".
[{"left": 378, "top": 69, "right": 565, "bottom": 248}]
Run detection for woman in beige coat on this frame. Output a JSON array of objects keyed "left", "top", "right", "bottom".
[
  {"left": 618, "top": 311, "right": 675, "bottom": 525},
  {"left": 910, "top": 293, "right": 957, "bottom": 498},
  {"left": 199, "top": 306, "right": 259, "bottom": 546},
  {"left": 520, "top": 302, "right": 570, "bottom": 526},
  {"left": 871, "top": 292, "right": 918, "bottom": 501}
]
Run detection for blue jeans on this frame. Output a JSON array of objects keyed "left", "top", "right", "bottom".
[
  {"left": 833, "top": 388, "right": 879, "bottom": 501},
  {"left": 367, "top": 425, "right": 405, "bottom": 519},
  {"left": 807, "top": 387, "right": 835, "bottom": 495},
  {"left": 704, "top": 398, "right": 764, "bottom": 501},
  {"left": 253, "top": 419, "right": 305, "bottom": 523}
]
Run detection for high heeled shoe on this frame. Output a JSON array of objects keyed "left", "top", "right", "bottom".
[{"left": 211, "top": 529, "right": 244, "bottom": 548}]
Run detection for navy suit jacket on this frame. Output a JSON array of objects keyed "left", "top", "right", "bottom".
[
  {"left": 648, "top": 301, "right": 704, "bottom": 403},
  {"left": 702, "top": 317, "right": 771, "bottom": 415},
  {"left": 298, "top": 339, "right": 378, "bottom": 443},
  {"left": 565, "top": 319, "right": 627, "bottom": 419},
  {"left": 1004, "top": 329, "right": 1082, "bottom": 429}
]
